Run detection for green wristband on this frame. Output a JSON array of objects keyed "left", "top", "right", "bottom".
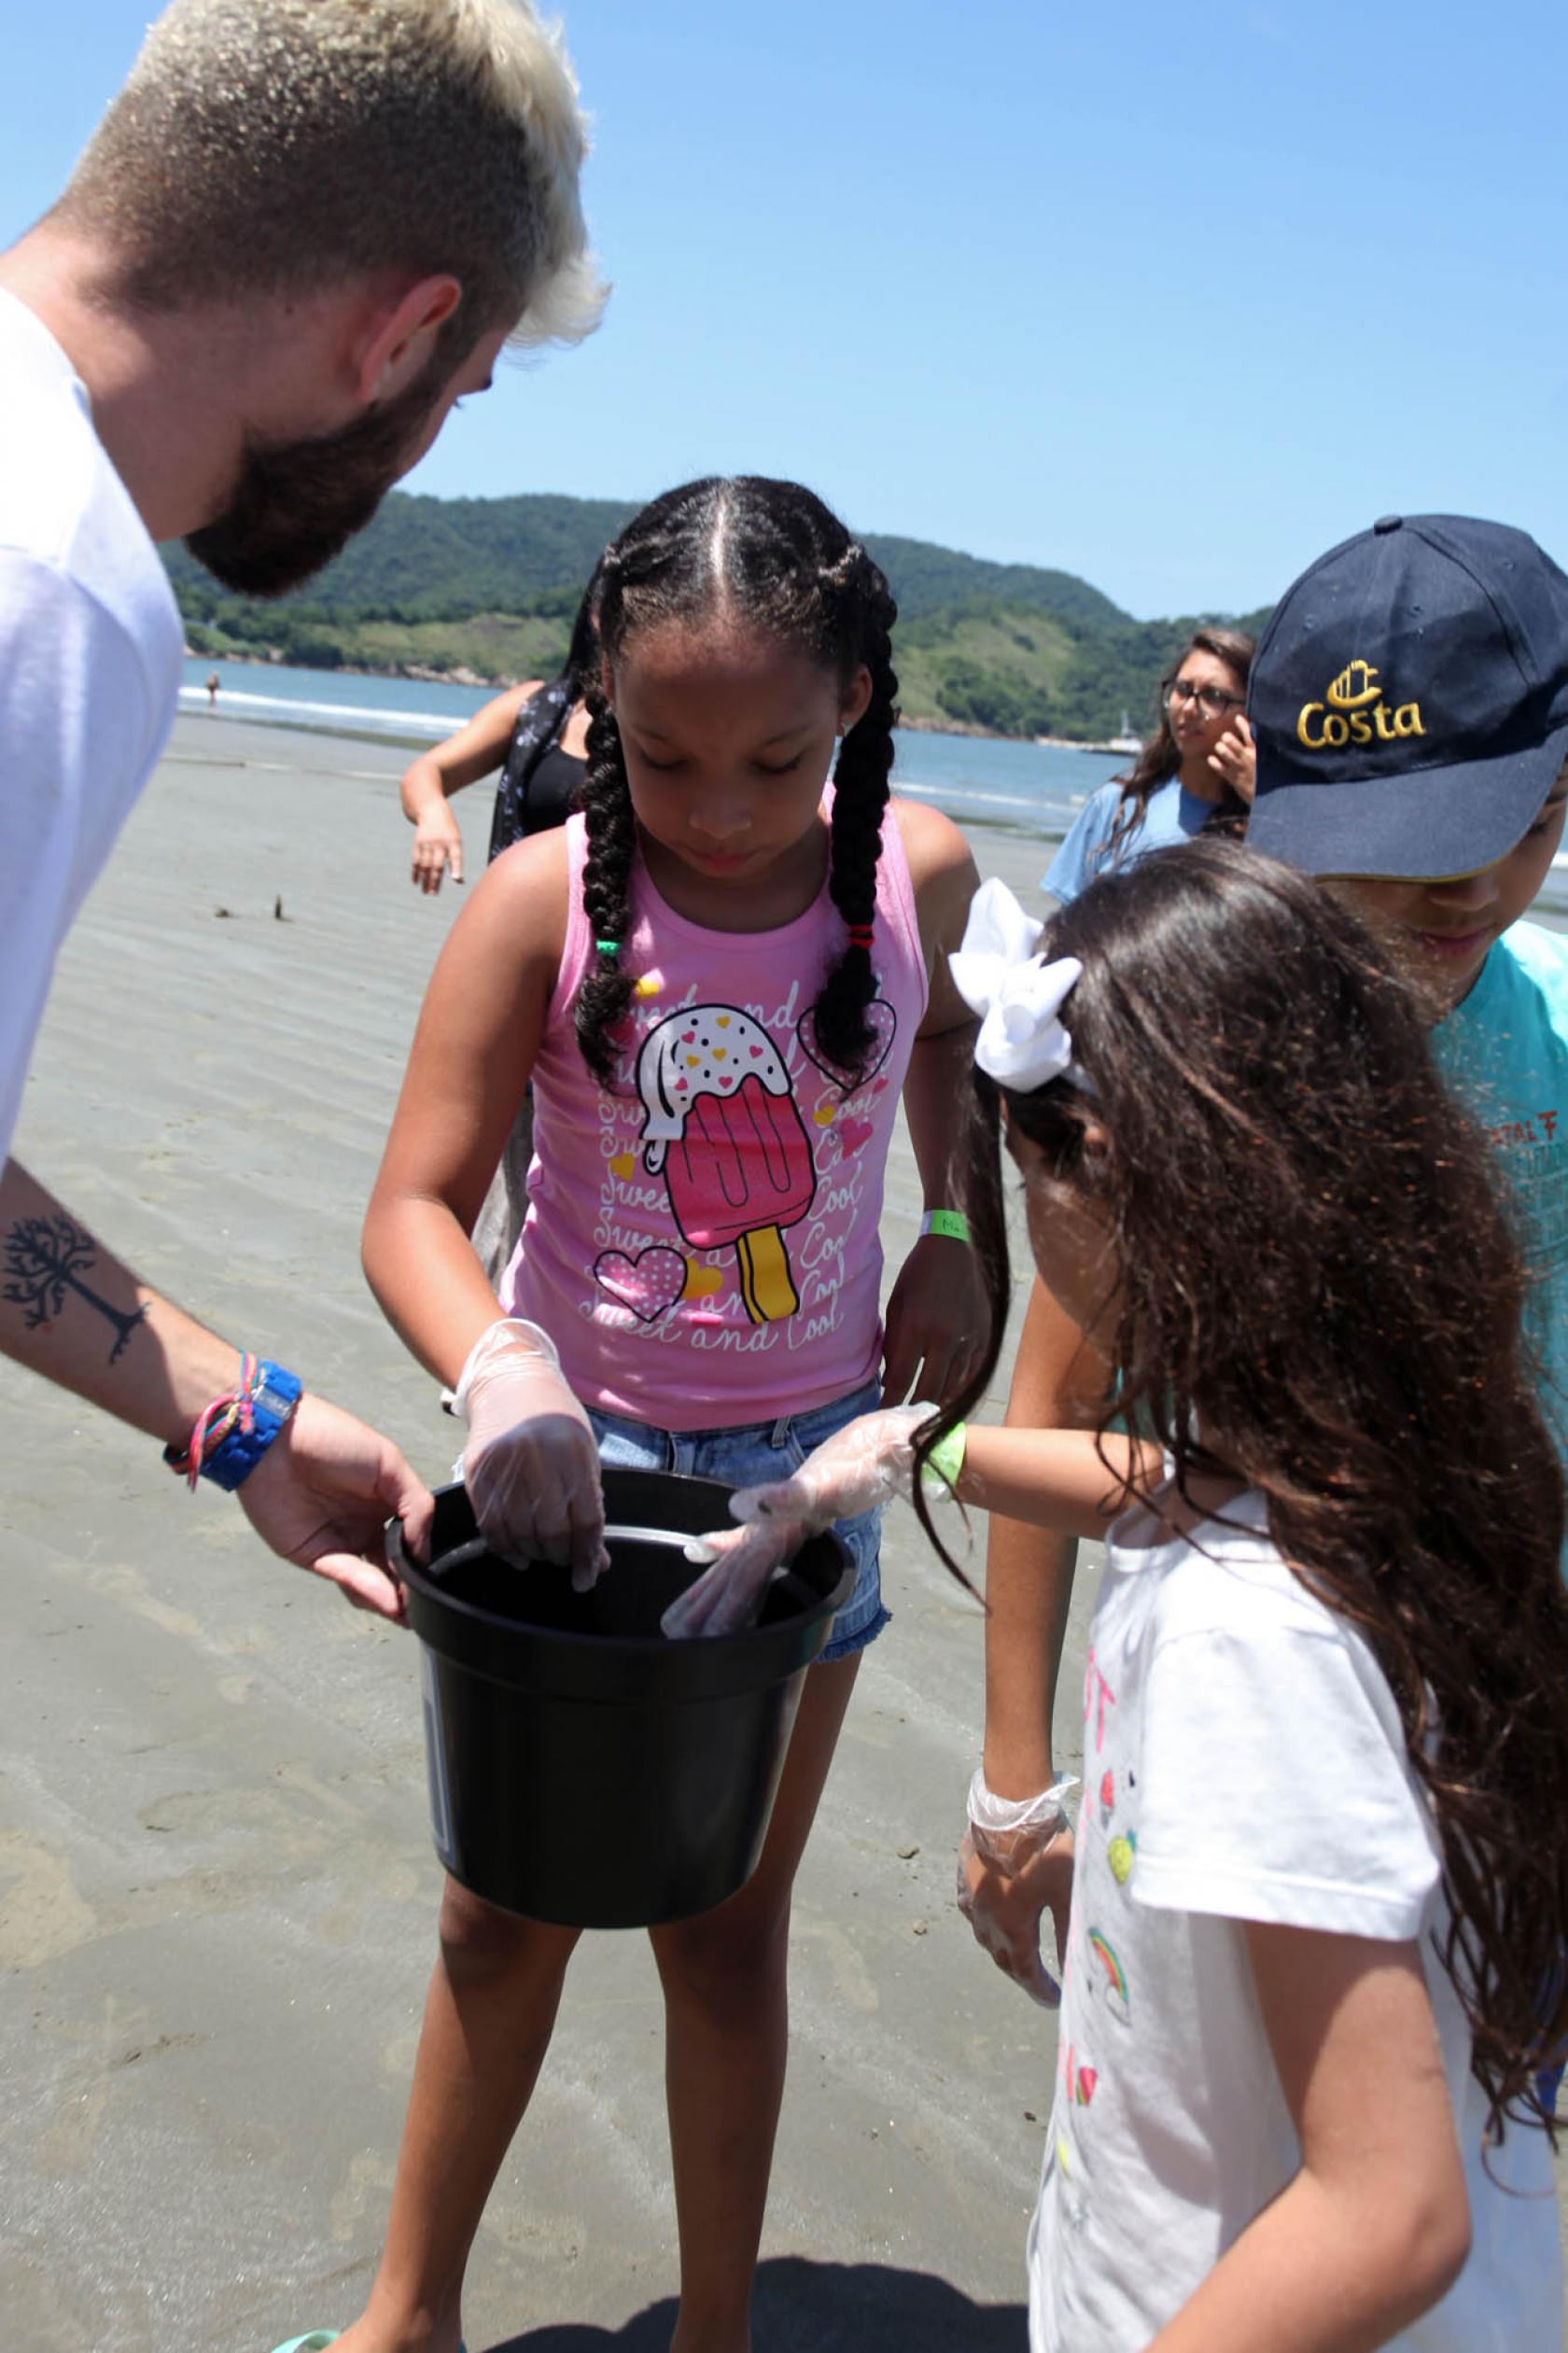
[
  {"left": 922, "top": 1421, "right": 968, "bottom": 1498},
  {"left": 920, "top": 1208, "right": 971, "bottom": 1244}
]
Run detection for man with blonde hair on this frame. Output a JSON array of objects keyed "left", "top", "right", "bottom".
[{"left": 0, "top": 0, "right": 602, "bottom": 1601}]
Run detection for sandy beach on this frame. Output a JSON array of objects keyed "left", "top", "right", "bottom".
[
  {"left": 2, "top": 714, "right": 1561, "bottom": 2351},
  {"left": 0, "top": 714, "right": 1090, "bottom": 2353}
]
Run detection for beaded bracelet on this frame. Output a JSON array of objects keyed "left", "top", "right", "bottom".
[{"left": 164, "top": 1353, "right": 302, "bottom": 1492}]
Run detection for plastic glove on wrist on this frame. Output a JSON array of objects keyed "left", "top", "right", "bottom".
[
  {"left": 956, "top": 1770, "right": 1078, "bottom": 2010},
  {"left": 457, "top": 1319, "right": 608, "bottom": 1590},
  {"left": 726, "top": 1404, "right": 939, "bottom": 1534}
]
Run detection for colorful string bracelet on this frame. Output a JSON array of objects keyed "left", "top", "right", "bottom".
[{"left": 164, "top": 1352, "right": 302, "bottom": 1492}]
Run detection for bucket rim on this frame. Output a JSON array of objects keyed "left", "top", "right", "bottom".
[{"left": 388, "top": 1478, "right": 854, "bottom": 1660}]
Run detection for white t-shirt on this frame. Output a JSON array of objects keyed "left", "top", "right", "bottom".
[
  {"left": 0, "top": 287, "right": 182, "bottom": 1162},
  {"left": 1030, "top": 1490, "right": 1562, "bottom": 2353}
]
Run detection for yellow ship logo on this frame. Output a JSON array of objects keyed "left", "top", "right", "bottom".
[
  {"left": 1325, "top": 660, "right": 1382, "bottom": 710},
  {"left": 1297, "top": 657, "right": 1424, "bottom": 751}
]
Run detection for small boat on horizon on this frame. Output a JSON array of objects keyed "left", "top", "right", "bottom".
[{"left": 1052, "top": 709, "right": 1147, "bottom": 756}]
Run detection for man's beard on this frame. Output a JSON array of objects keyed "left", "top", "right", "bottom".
[{"left": 185, "top": 355, "right": 452, "bottom": 598}]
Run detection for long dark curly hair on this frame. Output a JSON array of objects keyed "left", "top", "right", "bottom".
[
  {"left": 574, "top": 476, "right": 898, "bottom": 1085},
  {"left": 924, "top": 837, "right": 1568, "bottom": 2139}
]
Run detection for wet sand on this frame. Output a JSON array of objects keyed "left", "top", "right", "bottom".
[
  {"left": 1, "top": 714, "right": 1560, "bottom": 2351},
  {"left": 0, "top": 715, "right": 1083, "bottom": 2353}
]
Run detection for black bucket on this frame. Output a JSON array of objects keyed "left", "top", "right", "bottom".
[{"left": 390, "top": 1472, "right": 852, "bottom": 1929}]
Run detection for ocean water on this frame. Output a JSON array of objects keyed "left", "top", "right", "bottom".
[
  {"left": 179, "top": 655, "right": 1568, "bottom": 912},
  {"left": 179, "top": 656, "right": 1122, "bottom": 843}
]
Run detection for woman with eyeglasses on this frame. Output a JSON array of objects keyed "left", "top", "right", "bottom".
[{"left": 1045, "top": 626, "right": 1254, "bottom": 903}]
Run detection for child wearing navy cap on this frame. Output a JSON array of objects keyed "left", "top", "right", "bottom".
[{"left": 1247, "top": 513, "right": 1568, "bottom": 1491}]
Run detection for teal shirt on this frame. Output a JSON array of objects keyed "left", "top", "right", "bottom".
[{"left": 1432, "top": 920, "right": 1568, "bottom": 1498}]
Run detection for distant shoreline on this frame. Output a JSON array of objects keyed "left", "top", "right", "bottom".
[{"left": 183, "top": 644, "right": 1133, "bottom": 754}]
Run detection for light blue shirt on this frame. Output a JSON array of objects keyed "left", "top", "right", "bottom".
[
  {"left": 1432, "top": 920, "right": 1568, "bottom": 1523},
  {"left": 1044, "top": 777, "right": 1218, "bottom": 903}
]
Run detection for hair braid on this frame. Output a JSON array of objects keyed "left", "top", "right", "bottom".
[
  {"left": 817, "top": 548, "right": 899, "bottom": 1075},
  {"left": 574, "top": 682, "right": 638, "bottom": 1085},
  {"left": 577, "top": 479, "right": 902, "bottom": 1085}
]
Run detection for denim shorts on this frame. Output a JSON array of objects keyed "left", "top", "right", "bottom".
[{"left": 586, "top": 1378, "right": 888, "bottom": 1661}]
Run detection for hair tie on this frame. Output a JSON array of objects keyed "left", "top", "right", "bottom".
[
  {"left": 847, "top": 924, "right": 875, "bottom": 950},
  {"left": 595, "top": 937, "right": 620, "bottom": 959}
]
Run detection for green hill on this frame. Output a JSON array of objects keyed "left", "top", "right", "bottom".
[{"left": 165, "top": 490, "right": 1269, "bottom": 743}]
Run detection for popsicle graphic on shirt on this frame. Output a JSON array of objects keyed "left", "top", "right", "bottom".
[{"left": 636, "top": 1003, "right": 817, "bottom": 1324}]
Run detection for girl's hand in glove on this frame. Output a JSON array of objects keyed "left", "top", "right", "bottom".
[
  {"left": 457, "top": 1319, "right": 608, "bottom": 1589},
  {"left": 727, "top": 1403, "right": 940, "bottom": 1532},
  {"left": 660, "top": 1517, "right": 806, "bottom": 1641},
  {"left": 956, "top": 1772, "right": 1078, "bottom": 2008},
  {"left": 663, "top": 1405, "right": 945, "bottom": 1642}
]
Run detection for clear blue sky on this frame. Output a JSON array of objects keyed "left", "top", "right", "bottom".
[{"left": 7, "top": 0, "right": 1566, "bottom": 619}]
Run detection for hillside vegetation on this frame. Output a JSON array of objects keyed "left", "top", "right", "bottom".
[{"left": 165, "top": 491, "right": 1269, "bottom": 743}]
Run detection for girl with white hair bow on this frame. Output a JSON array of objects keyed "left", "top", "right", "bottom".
[{"left": 680, "top": 835, "right": 1568, "bottom": 2353}]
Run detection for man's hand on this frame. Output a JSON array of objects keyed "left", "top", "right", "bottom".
[{"left": 238, "top": 1392, "right": 434, "bottom": 1620}]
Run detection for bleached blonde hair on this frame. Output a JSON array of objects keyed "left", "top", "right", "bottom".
[{"left": 58, "top": 0, "right": 605, "bottom": 355}]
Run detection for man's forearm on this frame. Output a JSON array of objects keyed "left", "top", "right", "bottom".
[{"left": 0, "top": 1156, "right": 242, "bottom": 1448}]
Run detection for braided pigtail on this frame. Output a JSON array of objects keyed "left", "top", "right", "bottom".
[
  {"left": 815, "top": 548, "right": 899, "bottom": 1078},
  {"left": 574, "top": 680, "right": 638, "bottom": 1086},
  {"left": 578, "top": 480, "right": 904, "bottom": 1089}
]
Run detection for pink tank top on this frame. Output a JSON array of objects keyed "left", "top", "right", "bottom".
[{"left": 500, "top": 805, "right": 929, "bottom": 1429}]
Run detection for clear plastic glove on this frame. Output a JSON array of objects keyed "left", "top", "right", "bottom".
[
  {"left": 726, "top": 1404, "right": 940, "bottom": 1534},
  {"left": 660, "top": 1517, "right": 806, "bottom": 1641},
  {"left": 956, "top": 1770, "right": 1078, "bottom": 2009},
  {"left": 456, "top": 1318, "right": 608, "bottom": 1588}
]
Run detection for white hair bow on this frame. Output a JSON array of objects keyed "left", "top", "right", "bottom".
[{"left": 949, "top": 877, "right": 1086, "bottom": 1093}]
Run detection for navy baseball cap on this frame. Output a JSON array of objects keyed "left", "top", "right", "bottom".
[{"left": 1247, "top": 514, "right": 1568, "bottom": 878}]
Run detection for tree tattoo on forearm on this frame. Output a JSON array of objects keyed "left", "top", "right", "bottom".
[{"left": 3, "top": 1213, "right": 147, "bottom": 1363}]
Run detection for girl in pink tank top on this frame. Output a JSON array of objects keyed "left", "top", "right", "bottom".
[{"left": 353, "top": 477, "right": 988, "bottom": 2353}]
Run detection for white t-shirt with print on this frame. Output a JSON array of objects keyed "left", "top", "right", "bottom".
[
  {"left": 1029, "top": 1490, "right": 1561, "bottom": 2353},
  {"left": 0, "top": 287, "right": 182, "bottom": 1162}
]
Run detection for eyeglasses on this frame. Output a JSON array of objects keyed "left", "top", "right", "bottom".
[{"left": 1162, "top": 678, "right": 1244, "bottom": 721}]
